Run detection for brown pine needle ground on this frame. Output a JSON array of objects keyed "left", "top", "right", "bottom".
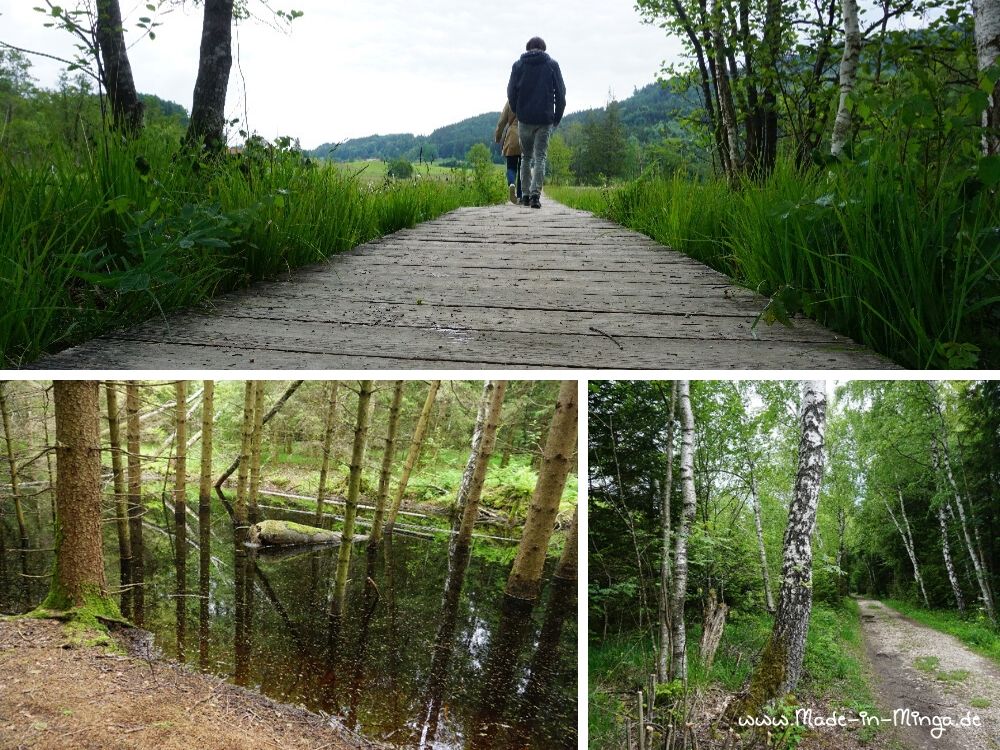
[{"left": 0, "top": 618, "right": 383, "bottom": 750}]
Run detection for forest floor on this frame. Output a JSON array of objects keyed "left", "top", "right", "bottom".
[
  {"left": 858, "top": 599, "right": 1000, "bottom": 750},
  {"left": 0, "top": 617, "right": 384, "bottom": 750}
]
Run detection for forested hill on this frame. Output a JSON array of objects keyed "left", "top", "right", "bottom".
[{"left": 307, "top": 79, "right": 697, "bottom": 161}]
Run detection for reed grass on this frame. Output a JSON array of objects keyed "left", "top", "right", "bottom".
[
  {"left": 0, "top": 133, "right": 503, "bottom": 365},
  {"left": 549, "top": 147, "right": 999, "bottom": 368}
]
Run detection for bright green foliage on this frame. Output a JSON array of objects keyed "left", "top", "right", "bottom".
[
  {"left": 386, "top": 158, "right": 414, "bottom": 179},
  {"left": 884, "top": 600, "right": 1000, "bottom": 665},
  {"left": 554, "top": 149, "right": 999, "bottom": 367}
]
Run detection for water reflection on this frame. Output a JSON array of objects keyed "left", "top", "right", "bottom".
[{"left": 0, "top": 502, "right": 576, "bottom": 749}]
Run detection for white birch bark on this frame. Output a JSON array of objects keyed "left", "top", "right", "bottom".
[
  {"left": 882, "top": 490, "right": 929, "bottom": 607},
  {"left": 657, "top": 382, "right": 676, "bottom": 683},
  {"left": 973, "top": 0, "right": 1000, "bottom": 155},
  {"left": 748, "top": 464, "right": 775, "bottom": 613},
  {"left": 929, "top": 382, "right": 996, "bottom": 624},
  {"left": 831, "top": 0, "right": 862, "bottom": 156},
  {"left": 669, "top": 380, "right": 697, "bottom": 681}
]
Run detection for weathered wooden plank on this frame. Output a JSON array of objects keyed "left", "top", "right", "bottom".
[
  {"left": 38, "top": 318, "right": 887, "bottom": 369},
  {"left": 29, "top": 201, "right": 896, "bottom": 369}
]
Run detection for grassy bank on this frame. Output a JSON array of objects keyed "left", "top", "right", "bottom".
[
  {"left": 549, "top": 150, "right": 999, "bottom": 369},
  {"left": 883, "top": 599, "right": 1000, "bottom": 665},
  {"left": 0, "top": 134, "right": 504, "bottom": 366},
  {"left": 589, "top": 601, "right": 882, "bottom": 748}
]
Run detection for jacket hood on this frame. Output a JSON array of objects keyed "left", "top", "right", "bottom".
[{"left": 519, "top": 50, "right": 551, "bottom": 65}]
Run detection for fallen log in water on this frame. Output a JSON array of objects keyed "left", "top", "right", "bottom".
[{"left": 248, "top": 519, "right": 360, "bottom": 547}]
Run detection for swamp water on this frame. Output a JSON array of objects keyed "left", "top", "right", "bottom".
[{"left": 0, "top": 500, "right": 577, "bottom": 749}]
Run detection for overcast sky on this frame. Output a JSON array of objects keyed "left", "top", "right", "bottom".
[{"left": 1, "top": 1, "right": 684, "bottom": 148}]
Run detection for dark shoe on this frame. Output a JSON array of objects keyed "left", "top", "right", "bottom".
[
  {"left": 519, "top": 196, "right": 531, "bottom": 207},
  {"left": 530, "top": 194, "right": 541, "bottom": 209}
]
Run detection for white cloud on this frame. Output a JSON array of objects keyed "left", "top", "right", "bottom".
[{"left": 1, "top": 0, "right": 684, "bottom": 147}]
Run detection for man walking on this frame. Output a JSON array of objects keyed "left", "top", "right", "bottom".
[{"left": 506, "top": 37, "right": 566, "bottom": 208}]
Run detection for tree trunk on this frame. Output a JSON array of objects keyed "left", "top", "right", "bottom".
[
  {"left": 669, "top": 380, "right": 696, "bottom": 681},
  {"left": 315, "top": 382, "right": 339, "bottom": 525},
  {"left": 95, "top": 0, "right": 144, "bottom": 134},
  {"left": 386, "top": 381, "right": 440, "bottom": 529},
  {"left": 42, "top": 388, "right": 56, "bottom": 526},
  {"left": 973, "top": 0, "right": 1000, "bottom": 155},
  {"left": 555, "top": 504, "right": 578, "bottom": 581},
  {"left": 657, "top": 381, "right": 676, "bottom": 683},
  {"left": 174, "top": 380, "right": 188, "bottom": 659},
  {"left": 937, "top": 501, "right": 966, "bottom": 614},
  {"left": 248, "top": 381, "right": 265, "bottom": 524},
  {"left": 452, "top": 381, "right": 507, "bottom": 557},
  {"left": 712, "top": 0, "right": 741, "bottom": 177},
  {"left": 234, "top": 382, "right": 255, "bottom": 528},
  {"left": 830, "top": 0, "right": 861, "bottom": 157},
  {"left": 198, "top": 380, "right": 214, "bottom": 669},
  {"left": 760, "top": 0, "right": 784, "bottom": 173},
  {"left": 42, "top": 382, "right": 120, "bottom": 619},
  {"left": 699, "top": 589, "right": 729, "bottom": 671},
  {"left": 929, "top": 382, "right": 996, "bottom": 624},
  {"left": 727, "top": 381, "right": 826, "bottom": 721},
  {"left": 126, "top": 382, "right": 144, "bottom": 626},
  {"left": 105, "top": 382, "right": 131, "bottom": 619},
  {"left": 215, "top": 381, "right": 303, "bottom": 489},
  {"left": 749, "top": 465, "right": 775, "bottom": 612},
  {"left": 936, "top": 429, "right": 996, "bottom": 624},
  {"left": 332, "top": 381, "right": 374, "bottom": 619},
  {"left": 0, "top": 383, "right": 29, "bottom": 558},
  {"left": 882, "top": 489, "right": 929, "bottom": 607},
  {"left": 370, "top": 381, "right": 404, "bottom": 546},
  {"left": 186, "top": 0, "right": 234, "bottom": 150},
  {"left": 506, "top": 380, "right": 577, "bottom": 601}
]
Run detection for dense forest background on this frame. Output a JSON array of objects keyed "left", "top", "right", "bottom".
[{"left": 589, "top": 380, "right": 1000, "bottom": 748}]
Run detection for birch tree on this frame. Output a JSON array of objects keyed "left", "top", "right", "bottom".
[
  {"left": 831, "top": 0, "right": 861, "bottom": 156},
  {"left": 657, "top": 381, "right": 676, "bottom": 683},
  {"left": 669, "top": 379, "right": 696, "bottom": 681},
  {"left": 727, "top": 380, "right": 826, "bottom": 719},
  {"left": 881, "top": 487, "right": 929, "bottom": 607},
  {"left": 451, "top": 380, "right": 507, "bottom": 557},
  {"left": 973, "top": 0, "right": 1000, "bottom": 155}
]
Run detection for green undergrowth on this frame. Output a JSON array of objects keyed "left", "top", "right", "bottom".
[
  {"left": 588, "top": 600, "right": 882, "bottom": 749},
  {"left": 548, "top": 145, "right": 1000, "bottom": 369},
  {"left": 1, "top": 133, "right": 504, "bottom": 365},
  {"left": 882, "top": 598, "right": 1000, "bottom": 665}
]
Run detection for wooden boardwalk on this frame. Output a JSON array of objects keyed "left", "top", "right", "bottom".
[{"left": 33, "top": 202, "right": 893, "bottom": 369}]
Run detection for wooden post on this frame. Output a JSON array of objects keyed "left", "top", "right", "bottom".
[{"left": 637, "top": 690, "right": 646, "bottom": 750}]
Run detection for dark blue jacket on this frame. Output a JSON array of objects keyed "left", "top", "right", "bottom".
[{"left": 507, "top": 50, "right": 566, "bottom": 127}]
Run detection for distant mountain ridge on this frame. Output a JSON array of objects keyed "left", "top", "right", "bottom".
[{"left": 307, "top": 79, "right": 698, "bottom": 162}]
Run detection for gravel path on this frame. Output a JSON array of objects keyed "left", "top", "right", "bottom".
[{"left": 858, "top": 599, "right": 1000, "bottom": 750}]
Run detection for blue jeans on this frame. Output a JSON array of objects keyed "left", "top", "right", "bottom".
[
  {"left": 505, "top": 155, "right": 522, "bottom": 198},
  {"left": 518, "top": 123, "right": 552, "bottom": 197}
]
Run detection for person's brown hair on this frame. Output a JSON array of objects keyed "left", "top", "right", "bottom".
[{"left": 526, "top": 37, "right": 546, "bottom": 51}]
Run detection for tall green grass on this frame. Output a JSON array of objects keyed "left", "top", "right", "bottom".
[
  {"left": 0, "top": 133, "right": 504, "bottom": 365},
  {"left": 588, "top": 602, "right": 881, "bottom": 749},
  {"left": 883, "top": 599, "right": 1000, "bottom": 664},
  {"left": 549, "top": 147, "right": 999, "bottom": 368}
]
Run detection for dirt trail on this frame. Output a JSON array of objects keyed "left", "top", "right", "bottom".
[
  {"left": 0, "top": 617, "right": 384, "bottom": 750},
  {"left": 857, "top": 599, "right": 1000, "bottom": 750}
]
